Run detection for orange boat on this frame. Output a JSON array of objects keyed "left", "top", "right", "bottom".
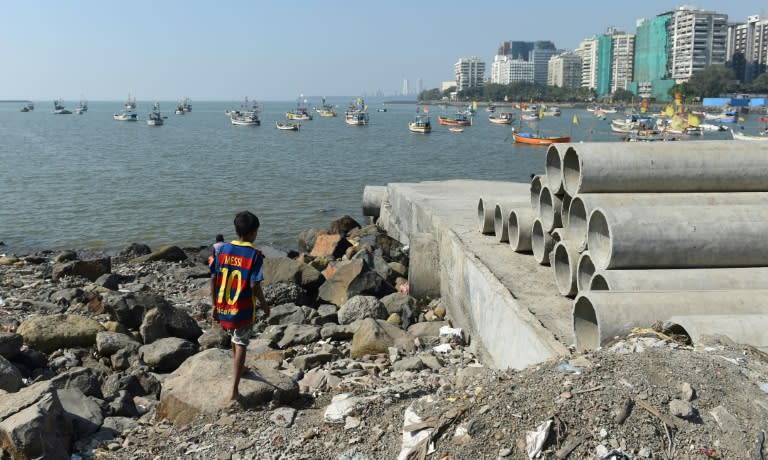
[{"left": 513, "top": 132, "right": 570, "bottom": 146}]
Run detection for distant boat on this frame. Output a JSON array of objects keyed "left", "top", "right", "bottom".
[
  {"left": 181, "top": 97, "right": 192, "bottom": 113},
  {"left": 344, "top": 98, "right": 369, "bottom": 126},
  {"left": 275, "top": 121, "right": 300, "bottom": 131},
  {"left": 124, "top": 94, "right": 137, "bottom": 110},
  {"left": 20, "top": 102, "right": 33, "bottom": 112},
  {"left": 513, "top": 132, "right": 570, "bottom": 146},
  {"left": 314, "top": 98, "right": 337, "bottom": 117},
  {"left": 448, "top": 127, "right": 464, "bottom": 133},
  {"left": 408, "top": 108, "right": 431, "bottom": 133},
  {"left": 175, "top": 101, "right": 185, "bottom": 115},
  {"left": 74, "top": 99, "right": 88, "bottom": 115},
  {"left": 376, "top": 107, "right": 387, "bottom": 112},
  {"left": 146, "top": 102, "right": 164, "bottom": 126},
  {"left": 52, "top": 98, "right": 72, "bottom": 115},
  {"left": 286, "top": 95, "right": 313, "bottom": 120},
  {"left": 115, "top": 95, "right": 138, "bottom": 120},
  {"left": 229, "top": 97, "right": 261, "bottom": 126},
  {"left": 438, "top": 112, "right": 471, "bottom": 126},
  {"left": 488, "top": 112, "right": 513, "bottom": 125},
  {"left": 732, "top": 130, "right": 768, "bottom": 141}
]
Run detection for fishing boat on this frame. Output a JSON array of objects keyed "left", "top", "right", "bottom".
[
  {"left": 541, "top": 106, "right": 561, "bottom": 116},
  {"left": 408, "top": 108, "right": 431, "bottom": 133},
  {"left": 485, "top": 103, "right": 496, "bottom": 113},
  {"left": 286, "top": 95, "right": 313, "bottom": 120},
  {"left": 376, "top": 108, "right": 387, "bottom": 112},
  {"left": 74, "top": 99, "right": 88, "bottom": 114},
  {"left": 488, "top": 112, "right": 513, "bottom": 125},
  {"left": 731, "top": 130, "right": 768, "bottom": 141},
  {"left": 704, "top": 109, "right": 738, "bottom": 123},
  {"left": 314, "top": 98, "right": 337, "bottom": 117},
  {"left": 113, "top": 110, "right": 138, "bottom": 121},
  {"left": 230, "top": 98, "right": 261, "bottom": 126},
  {"left": 181, "top": 97, "right": 192, "bottom": 113},
  {"left": 513, "top": 132, "right": 570, "bottom": 146},
  {"left": 146, "top": 102, "right": 164, "bottom": 126},
  {"left": 276, "top": 121, "right": 300, "bottom": 131},
  {"left": 448, "top": 127, "right": 464, "bottom": 133},
  {"left": 437, "top": 112, "right": 472, "bottom": 126},
  {"left": 52, "top": 98, "right": 72, "bottom": 115},
  {"left": 124, "top": 94, "right": 137, "bottom": 110},
  {"left": 20, "top": 102, "right": 34, "bottom": 112},
  {"left": 175, "top": 102, "right": 185, "bottom": 115},
  {"left": 344, "top": 98, "right": 369, "bottom": 126}
]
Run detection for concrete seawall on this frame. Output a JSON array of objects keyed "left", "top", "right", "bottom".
[{"left": 373, "top": 180, "right": 569, "bottom": 370}]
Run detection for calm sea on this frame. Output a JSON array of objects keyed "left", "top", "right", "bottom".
[{"left": 0, "top": 100, "right": 744, "bottom": 254}]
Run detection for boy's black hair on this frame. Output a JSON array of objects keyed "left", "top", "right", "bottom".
[
  {"left": 234, "top": 211, "right": 260, "bottom": 238},
  {"left": 215, "top": 234, "right": 224, "bottom": 242}
]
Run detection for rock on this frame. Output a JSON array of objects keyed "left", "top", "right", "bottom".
[
  {"left": 456, "top": 366, "right": 491, "bottom": 388},
  {"left": 57, "top": 388, "right": 104, "bottom": 438},
  {"left": 130, "top": 245, "right": 187, "bottom": 264},
  {"left": 320, "top": 323, "right": 361, "bottom": 341},
  {"left": 330, "top": 215, "right": 361, "bottom": 235},
  {"left": 319, "top": 259, "right": 395, "bottom": 307},
  {"left": 0, "top": 255, "right": 20, "bottom": 266},
  {"left": 53, "top": 250, "right": 77, "bottom": 263},
  {"left": 338, "top": 295, "right": 389, "bottom": 325},
  {"left": 263, "top": 258, "right": 323, "bottom": 291},
  {"left": 139, "top": 337, "right": 197, "bottom": 373},
  {"left": 668, "top": 399, "right": 694, "bottom": 419},
  {"left": 263, "top": 283, "right": 309, "bottom": 307},
  {"left": 292, "top": 353, "right": 336, "bottom": 371},
  {"left": 107, "top": 390, "right": 139, "bottom": 417},
  {"left": 96, "top": 331, "right": 140, "bottom": 357},
  {"left": 118, "top": 243, "right": 152, "bottom": 259},
  {"left": 139, "top": 303, "right": 203, "bottom": 344},
  {"left": 157, "top": 349, "right": 299, "bottom": 425},
  {"left": 352, "top": 249, "right": 395, "bottom": 283},
  {"left": 103, "top": 292, "right": 170, "bottom": 330},
  {"left": 270, "top": 407, "right": 297, "bottom": 428},
  {"left": 297, "top": 228, "right": 319, "bottom": 253},
  {"left": 350, "top": 318, "right": 414, "bottom": 359},
  {"left": 387, "top": 313, "right": 401, "bottom": 325},
  {"left": 50, "top": 288, "right": 85, "bottom": 306},
  {"left": 374, "top": 233, "right": 408, "bottom": 265},
  {"left": 198, "top": 324, "right": 230, "bottom": 350},
  {"left": 0, "top": 381, "right": 73, "bottom": 460},
  {"left": 393, "top": 357, "right": 425, "bottom": 372},
  {"left": 709, "top": 405, "right": 741, "bottom": 432},
  {"left": 17, "top": 314, "right": 104, "bottom": 354},
  {"left": 277, "top": 324, "right": 321, "bottom": 349},
  {"left": 380, "top": 293, "right": 417, "bottom": 327},
  {"left": 419, "top": 354, "right": 444, "bottom": 370},
  {"left": 0, "top": 355, "right": 23, "bottom": 392},
  {"left": 50, "top": 367, "right": 103, "bottom": 398},
  {"left": 110, "top": 347, "right": 139, "bottom": 371},
  {"left": 94, "top": 273, "right": 120, "bottom": 291},
  {"left": 679, "top": 382, "right": 695, "bottom": 401},
  {"left": 407, "top": 321, "right": 450, "bottom": 338},
  {"left": 101, "top": 374, "right": 143, "bottom": 401},
  {"left": 0, "top": 332, "right": 23, "bottom": 359},
  {"left": 52, "top": 257, "right": 111, "bottom": 282},
  {"left": 310, "top": 233, "right": 352, "bottom": 259},
  {"left": 388, "top": 262, "right": 408, "bottom": 278},
  {"left": 267, "top": 303, "right": 307, "bottom": 325},
  {"left": 433, "top": 305, "right": 446, "bottom": 319}
]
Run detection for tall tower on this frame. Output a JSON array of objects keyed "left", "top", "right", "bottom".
[
  {"left": 668, "top": 5, "right": 728, "bottom": 81},
  {"left": 402, "top": 79, "right": 409, "bottom": 97}
]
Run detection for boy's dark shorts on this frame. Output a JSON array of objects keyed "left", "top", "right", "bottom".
[{"left": 225, "top": 324, "right": 253, "bottom": 346}]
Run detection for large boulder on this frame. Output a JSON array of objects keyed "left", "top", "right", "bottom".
[
  {"left": 0, "top": 381, "right": 73, "bottom": 460},
  {"left": 0, "top": 332, "right": 23, "bottom": 359},
  {"left": 310, "top": 233, "right": 352, "bottom": 259},
  {"left": 330, "top": 215, "right": 361, "bottom": 234},
  {"left": 50, "top": 367, "right": 103, "bottom": 398},
  {"left": 52, "top": 257, "right": 111, "bottom": 282},
  {"left": 318, "top": 259, "right": 395, "bottom": 306},
  {"left": 0, "top": 355, "right": 23, "bottom": 392},
  {"left": 297, "top": 228, "right": 319, "bottom": 253},
  {"left": 139, "top": 303, "right": 203, "bottom": 344},
  {"left": 95, "top": 331, "right": 140, "bottom": 357},
  {"left": 380, "top": 293, "right": 418, "bottom": 328},
  {"left": 139, "top": 337, "right": 197, "bottom": 373},
  {"left": 263, "top": 257, "right": 323, "bottom": 291},
  {"left": 57, "top": 388, "right": 104, "bottom": 439},
  {"left": 118, "top": 243, "right": 152, "bottom": 259},
  {"left": 263, "top": 282, "right": 309, "bottom": 307},
  {"left": 352, "top": 249, "right": 395, "bottom": 283},
  {"left": 130, "top": 245, "right": 187, "bottom": 264},
  {"left": 267, "top": 303, "right": 307, "bottom": 326},
  {"left": 17, "top": 314, "right": 104, "bottom": 354},
  {"left": 157, "top": 349, "right": 299, "bottom": 425},
  {"left": 350, "top": 318, "right": 414, "bottom": 359},
  {"left": 337, "top": 295, "right": 388, "bottom": 325},
  {"left": 276, "top": 325, "right": 321, "bottom": 349},
  {"left": 102, "top": 292, "right": 170, "bottom": 330}
]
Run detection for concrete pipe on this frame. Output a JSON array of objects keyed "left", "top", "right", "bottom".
[
  {"left": 562, "top": 141, "right": 768, "bottom": 196},
  {"left": 590, "top": 267, "right": 768, "bottom": 291},
  {"left": 477, "top": 197, "right": 496, "bottom": 234},
  {"left": 552, "top": 240, "right": 580, "bottom": 297},
  {"left": 531, "top": 218, "right": 555, "bottom": 265},
  {"left": 576, "top": 251, "right": 596, "bottom": 292},
  {"left": 550, "top": 227, "right": 567, "bottom": 243},
  {"left": 666, "top": 315, "right": 768, "bottom": 349},
  {"left": 572, "top": 290, "right": 768, "bottom": 350},
  {"left": 530, "top": 175, "right": 543, "bottom": 212},
  {"left": 362, "top": 186, "right": 387, "bottom": 218},
  {"left": 493, "top": 201, "right": 529, "bottom": 243},
  {"left": 508, "top": 207, "right": 537, "bottom": 252},
  {"left": 587, "top": 205, "right": 768, "bottom": 270},
  {"left": 538, "top": 185, "right": 563, "bottom": 232},
  {"left": 545, "top": 144, "right": 570, "bottom": 195},
  {"left": 568, "top": 193, "right": 768, "bottom": 252},
  {"left": 561, "top": 193, "right": 572, "bottom": 228}
]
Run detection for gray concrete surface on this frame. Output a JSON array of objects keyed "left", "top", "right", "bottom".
[
  {"left": 531, "top": 218, "right": 555, "bottom": 265},
  {"left": 545, "top": 144, "right": 570, "bottom": 195},
  {"left": 378, "top": 180, "right": 569, "bottom": 369},
  {"left": 666, "top": 314, "right": 768, "bottom": 351},
  {"left": 590, "top": 267, "right": 768, "bottom": 291},
  {"left": 493, "top": 200, "right": 529, "bottom": 243},
  {"left": 576, "top": 251, "right": 595, "bottom": 292},
  {"left": 538, "top": 185, "right": 563, "bottom": 232},
  {"left": 552, "top": 241, "right": 579, "bottom": 297},
  {"left": 508, "top": 208, "right": 536, "bottom": 252}
]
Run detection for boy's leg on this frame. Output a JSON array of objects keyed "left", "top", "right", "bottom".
[{"left": 231, "top": 342, "right": 246, "bottom": 400}]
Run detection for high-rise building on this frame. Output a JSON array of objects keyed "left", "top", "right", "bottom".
[
  {"left": 727, "top": 15, "right": 768, "bottom": 83},
  {"left": 611, "top": 32, "right": 635, "bottom": 93},
  {"left": 402, "top": 79, "right": 409, "bottom": 96},
  {"left": 667, "top": 5, "right": 728, "bottom": 81},
  {"left": 576, "top": 38, "right": 599, "bottom": 90},
  {"left": 491, "top": 55, "right": 534, "bottom": 84},
  {"left": 548, "top": 52, "right": 582, "bottom": 88},
  {"left": 630, "top": 13, "right": 674, "bottom": 100},
  {"left": 454, "top": 57, "right": 486, "bottom": 91},
  {"left": 530, "top": 41, "right": 557, "bottom": 85},
  {"left": 498, "top": 41, "right": 534, "bottom": 60}
]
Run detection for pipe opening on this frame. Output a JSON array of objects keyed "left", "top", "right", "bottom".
[
  {"left": 530, "top": 176, "right": 542, "bottom": 211},
  {"left": 568, "top": 197, "right": 588, "bottom": 249},
  {"left": 573, "top": 296, "right": 599, "bottom": 350},
  {"left": 553, "top": 243, "right": 576, "bottom": 296},
  {"left": 531, "top": 219, "right": 550, "bottom": 265},
  {"left": 493, "top": 204, "right": 507, "bottom": 242},
  {"left": 576, "top": 252, "right": 595, "bottom": 292},
  {"left": 539, "top": 186, "right": 560, "bottom": 231},
  {"left": 545, "top": 146, "right": 562, "bottom": 192},
  {"left": 587, "top": 209, "right": 611, "bottom": 269},
  {"left": 589, "top": 273, "right": 610, "bottom": 291},
  {"left": 477, "top": 198, "right": 493, "bottom": 234},
  {"left": 508, "top": 211, "right": 521, "bottom": 250},
  {"left": 562, "top": 146, "right": 581, "bottom": 196},
  {"left": 561, "top": 194, "right": 572, "bottom": 228}
]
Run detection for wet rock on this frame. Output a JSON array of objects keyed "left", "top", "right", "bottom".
[
  {"left": 338, "top": 295, "right": 388, "bottom": 325},
  {"left": 130, "top": 245, "right": 187, "bottom": 264},
  {"left": 118, "top": 243, "right": 152, "bottom": 260},
  {"left": 17, "top": 314, "right": 104, "bottom": 353},
  {"left": 57, "top": 388, "right": 104, "bottom": 438},
  {"left": 53, "top": 250, "right": 78, "bottom": 263},
  {"left": 0, "top": 381, "right": 73, "bottom": 460},
  {"left": 0, "top": 355, "right": 23, "bottom": 392},
  {"left": 310, "top": 233, "right": 353, "bottom": 259},
  {"left": 350, "top": 318, "right": 414, "bottom": 359},
  {"left": 96, "top": 331, "right": 140, "bottom": 357},
  {"left": 157, "top": 349, "right": 299, "bottom": 425},
  {"left": 139, "top": 337, "right": 197, "bottom": 373},
  {"left": 0, "top": 332, "right": 23, "bottom": 359}
]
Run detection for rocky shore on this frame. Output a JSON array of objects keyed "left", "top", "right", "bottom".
[{"left": 1, "top": 215, "right": 767, "bottom": 459}]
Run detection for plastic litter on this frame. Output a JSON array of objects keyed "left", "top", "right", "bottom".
[
  {"left": 324, "top": 393, "right": 374, "bottom": 424},
  {"left": 556, "top": 363, "right": 582, "bottom": 375},
  {"left": 432, "top": 343, "right": 453, "bottom": 353},
  {"left": 439, "top": 326, "right": 463, "bottom": 339},
  {"left": 525, "top": 419, "right": 552, "bottom": 458},
  {"left": 398, "top": 397, "right": 436, "bottom": 460},
  {"left": 757, "top": 381, "right": 768, "bottom": 394}
]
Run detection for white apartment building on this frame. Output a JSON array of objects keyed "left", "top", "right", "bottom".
[
  {"left": 611, "top": 33, "right": 635, "bottom": 92},
  {"left": 668, "top": 5, "right": 728, "bottom": 81},
  {"left": 576, "top": 38, "right": 599, "bottom": 89},
  {"left": 454, "top": 57, "right": 486, "bottom": 91},
  {"left": 728, "top": 15, "right": 768, "bottom": 83},
  {"left": 547, "top": 52, "right": 582, "bottom": 88},
  {"left": 491, "top": 55, "right": 534, "bottom": 84}
]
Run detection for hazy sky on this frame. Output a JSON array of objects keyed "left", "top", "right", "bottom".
[{"left": 1, "top": 1, "right": 765, "bottom": 101}]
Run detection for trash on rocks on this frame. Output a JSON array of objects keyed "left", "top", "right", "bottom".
[
  {"left": 398, "top": 400, "right": 435, "bottom": 460},
  {"left": 525, "top": 419, "right": 552, "bottom": 459},
  {"left": 439, "top": 326, "right": 462, "bottom": 339},
  {"left": 556, "top": 363, "right": 581, "bottom": 375},
  {"left": 432, "top": 343, "right": 453, "bottom": 353},
  {"left": 398, "top": 395, "right": 467, "bottom": 460},
  {"left": 324, "top": 393, "right": 375, "bottom": 424}
]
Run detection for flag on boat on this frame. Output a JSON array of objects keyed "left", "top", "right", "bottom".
[{"left": 572, "top": 114, "right": 579, "bottom": 125}]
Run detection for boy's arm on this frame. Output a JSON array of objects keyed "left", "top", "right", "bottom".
[
  {"left": 210, "top": 276, "right": 218, "bottom": 323},
  {"left": 252, "top": 282, "right": 269, "bottom": 318}
]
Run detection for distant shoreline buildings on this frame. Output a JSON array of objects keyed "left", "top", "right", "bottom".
[{"left": 445, "top": 4, "right": 767, "bottom": 102}]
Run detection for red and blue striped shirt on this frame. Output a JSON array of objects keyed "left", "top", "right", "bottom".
[{"left": 211, "top": 241, "right": 265, "bottom": 330}]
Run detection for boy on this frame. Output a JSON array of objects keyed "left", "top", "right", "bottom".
[{"left": 210, "top": 211, "right": 270, "bottom": 401}]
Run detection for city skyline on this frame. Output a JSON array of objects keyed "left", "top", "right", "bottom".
[{"left": 1, "top": 1, "right": 765, "bottom": 101}]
